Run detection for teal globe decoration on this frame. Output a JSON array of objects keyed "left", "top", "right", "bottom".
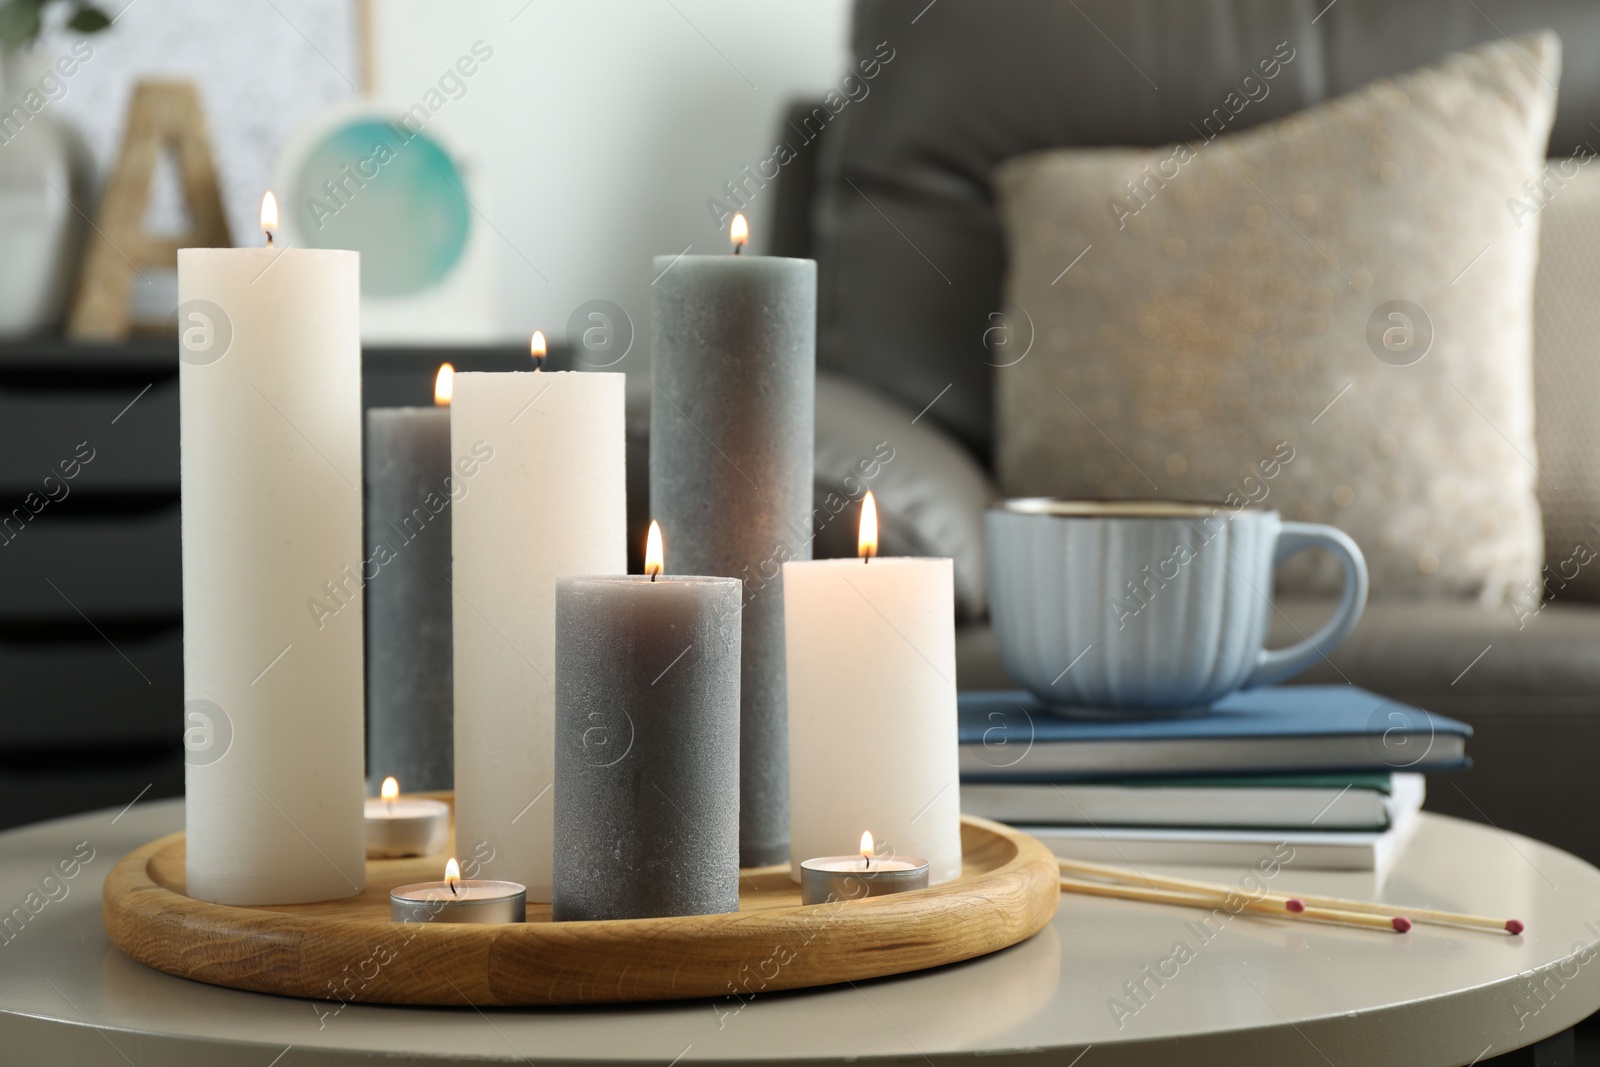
[{"left": 290, "top": 119, "right": 471, "bottom": 298}]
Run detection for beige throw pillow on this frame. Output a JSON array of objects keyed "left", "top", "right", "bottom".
[
  {"left": 1532, "top": 160, "right": 1600, "bottom": 606},
  {"left": 994, "top": 34, "right": 1559, "bottom": 604}
]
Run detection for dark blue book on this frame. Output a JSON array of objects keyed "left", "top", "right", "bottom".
[{"left": 959, "top": 686, "right": 1470, "bottom": 782}]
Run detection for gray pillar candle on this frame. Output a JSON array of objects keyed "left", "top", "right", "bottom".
[
  {"left": 650, "top": 245, "right": 815, "bottom": 867},
  {"left": 364, "top": 392, "right": 453, "bottom": 791},
  {"left": 552, "top": 558, "right": 741, "bottom": 921}
]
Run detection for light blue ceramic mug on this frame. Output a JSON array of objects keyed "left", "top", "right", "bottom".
[{"left": 985, "top": 500, "right": 1368, "bottom": 710}]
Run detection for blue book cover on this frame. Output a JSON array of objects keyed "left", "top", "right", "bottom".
[{"left": 958, "top": 685, "right": 1471, "bottom": 782}]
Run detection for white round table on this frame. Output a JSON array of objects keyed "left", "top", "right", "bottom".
[{"left": 1, "top": 799, "right": 1594, "bottom": 1065}]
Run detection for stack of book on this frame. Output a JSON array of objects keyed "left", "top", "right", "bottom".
[{"left": 958, "top": 686, "right": 1471, "bottom": 875}]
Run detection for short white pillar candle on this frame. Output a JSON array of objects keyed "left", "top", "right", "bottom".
[{"left": 782, "top": 493, "right": 963, "bottom": 884}]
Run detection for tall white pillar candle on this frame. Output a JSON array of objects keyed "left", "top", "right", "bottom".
[
  {"left": 179, "top": 240, "right": 366, "bottom": 906},
  {"left": 451, "top": 367, "right": 626, "bottom": 901},
  {"left": 783, "top": 498, "right": 962, "bottom": 884}
]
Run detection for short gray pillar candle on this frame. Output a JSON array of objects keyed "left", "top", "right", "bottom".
[
  {"left": 649, "top": 234, "right": 815, "bottom": 867},
  {"left": 364, "top": 375, "right": 454, "bottom": 791},
  {"left": 552, "top": 558, "right": 741, "bottom": 921}
]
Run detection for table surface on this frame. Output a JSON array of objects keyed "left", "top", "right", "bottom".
[{"left": 1, "top": 799, "right": 1596, "bottom": 1067}]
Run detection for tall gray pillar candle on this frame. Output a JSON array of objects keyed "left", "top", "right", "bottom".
[
  {"left": 364, "top": 396, "right": 453, "bottom": 791},
  {"left": 552, "top": 565, "right": 741, "bottom": 921},
  {"left": 650, "top": 249, "right": 815, "bottom": 867}
]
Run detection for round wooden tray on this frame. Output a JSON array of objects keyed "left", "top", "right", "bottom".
[{"left": 102, "top": 807, "right": 1059, "bottom": 1006}]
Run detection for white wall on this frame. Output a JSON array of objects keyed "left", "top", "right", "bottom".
[{"left": 369, "top": 0, "right": 852, "bottom": 363}]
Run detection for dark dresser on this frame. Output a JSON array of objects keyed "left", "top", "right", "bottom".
[{"left": 0, "top": 341, "right": 534, "bottom": 830}]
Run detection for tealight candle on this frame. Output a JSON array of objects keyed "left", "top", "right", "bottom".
[
  {"left": 390, "top": 858, "right": 526, "bottom": 924},
  {"left": 800, "top": 832, "right": 930, "bottom": 906},
  {"left": 363, "top": 777, "right": 450, "bottom": 859}
]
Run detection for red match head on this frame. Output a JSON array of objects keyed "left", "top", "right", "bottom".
[
  {"left": 1392, "top": 916, "right": 1412, "bottom": 933},
  {"left": 1285, "top": 898, "right": 1306, "bottom": 914},
  {"left": 1506, "top": 919, "right": 1526, "bottom": 935}
]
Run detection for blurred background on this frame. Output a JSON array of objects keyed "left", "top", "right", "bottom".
[
  {"left": 36, "top": 0, "right": 854, "bottom": 346},
  {"left": 0, "top": 0, "right": 855, "bottom": 828}
]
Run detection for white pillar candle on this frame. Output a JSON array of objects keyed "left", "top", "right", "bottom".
[
  {"left": 179, "top": 201, "right": 365, "bottom": 906},
  {"left": 451, "top": 358, "right": 626, "bottom": 901},
  {"left": 783, "top": 493, "right": 963, "bottom": 884}
]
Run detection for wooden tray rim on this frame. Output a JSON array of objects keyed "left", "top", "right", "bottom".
[{"left": 102, "top": 813, "right": 1060, "bottom": 1006}]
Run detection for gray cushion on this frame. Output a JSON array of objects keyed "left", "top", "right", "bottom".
[
  {"left": 1268, "top": 598, "right": 1600, "bottom": 705},
  {"left": 957, "top": 598, "right": 1600, "bottom": 863},
  {"left": 815, "top": 0, "right": 1600, "bottom": 461}
]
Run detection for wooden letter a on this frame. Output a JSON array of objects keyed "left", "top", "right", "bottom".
[{"left": 67, "top": 79, "right": 232, "bottom": 340}]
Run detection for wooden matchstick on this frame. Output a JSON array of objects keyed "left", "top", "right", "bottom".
[
  {"left": 1057, "top": 857, "right": 1522, "bottom": 935},
  {"left": 1285, "top": 893, "right": 1519, "bottom": 934},
  {"left": 1057, "top": 875, "right": 1410, "bottom": 933}
]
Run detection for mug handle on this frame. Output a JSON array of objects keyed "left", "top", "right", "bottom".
[{"left": 1244, "top": 522, "right": 1369, "bottom": 689}]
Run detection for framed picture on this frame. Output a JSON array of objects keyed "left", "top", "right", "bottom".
[{"left": 275, "top": 98, "right": 494, "bottom": 342}]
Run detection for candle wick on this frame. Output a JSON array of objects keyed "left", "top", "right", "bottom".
[
  {"left": 450, "top": 880, "right": 457, "bottom": 896},
  {"left": 650, "top": 571, "right": 657, "bottom": 583},
  {"left": 733, "top": 244, "right": 742, "bottom": 256},
  {"left": 265, "top": 232, "right": 274, "bottom": 248}
]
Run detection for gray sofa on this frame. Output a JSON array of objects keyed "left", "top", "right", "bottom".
[{"left": 718, "top": 0, "right": 1600, "bottom": 867}]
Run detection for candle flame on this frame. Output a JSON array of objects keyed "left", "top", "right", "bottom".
[
  {"left": 380, "top": 776, "right": 400, "bottom": 802},
  {"left": 858, "top": 490, "right": 879, "bottom": 561},
  {"left": 433, "top": 364, "right": 454, "bottom": 407},
  {"left": 260, "top": 191, "right": 279, "bottom": 243},
  {"left": 860, "top": 831, "right": 874, "bottom": 856},
  {"left": 645, "top": 520, "right": 664, "bottom": 580},
  {"left": 444, "top": 857, "right": 461, "bottom": 893},
  {"left": 530, "top": 330, "right": 547, "bottom": 369},
  {"left": 730, "top": 212, "right": 749, "bottom": 250}
]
